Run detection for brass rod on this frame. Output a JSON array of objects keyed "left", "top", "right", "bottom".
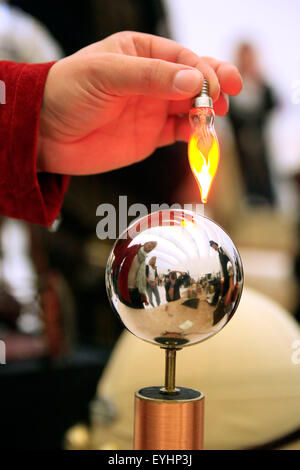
[{"left": 164, "top": 348, "right": 177, "bottom": 393}]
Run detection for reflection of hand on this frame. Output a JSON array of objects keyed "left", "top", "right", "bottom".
[{"left": 38, "top": 31, "right": 242, "bottom": 175}]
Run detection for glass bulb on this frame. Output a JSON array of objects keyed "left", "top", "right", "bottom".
[{"left": 188, "top": 106, "right": 220, "bottom": 203}]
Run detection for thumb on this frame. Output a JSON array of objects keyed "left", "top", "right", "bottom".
[{"left": 89, "top": 53, "right": 204, "bottom": 99}]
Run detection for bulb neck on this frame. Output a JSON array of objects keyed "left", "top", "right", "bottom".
[
  {"left": 193, "top": 95, "right": 213, "bottom": 108},
  {"left": 193, "top": 78, "right": 213, "bottom": 108}
]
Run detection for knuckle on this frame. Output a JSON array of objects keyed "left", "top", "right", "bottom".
[
  {"left": 111, "top": 31, "right": 132, "bottom": 41},
  {"left": 141, "top": 59, "right": 164, "bottom": 90}
]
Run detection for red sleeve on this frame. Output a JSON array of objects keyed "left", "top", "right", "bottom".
[
  {"left": 0, "top": 61, "right": 70, "bottom": 226},
  {"left": 118, "top": 244, "right": 141, "bottom": 302}
]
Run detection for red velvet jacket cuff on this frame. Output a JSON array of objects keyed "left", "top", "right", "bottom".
[{"left": 0, "top": 61, "right": 70, "bottom": 226}]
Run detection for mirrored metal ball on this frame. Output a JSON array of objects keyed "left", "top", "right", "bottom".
[{"left": 106, "top": 210, "right": 243, "bottom": 348}]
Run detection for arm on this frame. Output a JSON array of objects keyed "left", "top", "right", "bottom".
[
  {"left": 38, "top": 32, "right": 242, "bottom": 175},
  {"left": 0, "top": 32, "right": 242, "bottom": 226},
  {"left": 0, "top": 61, "right": 69, "bottom": 226},
  {"left": 224, "top": 275, "right": 234, "bottom": 306}
]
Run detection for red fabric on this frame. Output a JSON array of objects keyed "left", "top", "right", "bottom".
[
  {"left": 0, "top": 60, "right": 70, "bottom": 226},
  {"left": 117, "top": 242, "right": 141, "bottom": 303}
]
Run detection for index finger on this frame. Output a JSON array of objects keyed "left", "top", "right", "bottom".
[
  {"left": 132, "top": 33, "right": 222, "bottom": 100},
  {"left": 90, "top": 32, "right": 221, "bottom": 100},
  {"left": 84, "top": 32, "right": 242, "bottom": 101},
  {"left": 131, "top": 34, "right": 243, "bottom": 100}
]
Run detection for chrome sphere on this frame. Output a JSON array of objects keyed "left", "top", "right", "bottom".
[{"left": 106, "top": 210, "right": 243, "bottom": 348}]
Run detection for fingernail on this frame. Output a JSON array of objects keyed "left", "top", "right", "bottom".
[{"left": 174, "top": 69, "right": 203, "bottom": 94}]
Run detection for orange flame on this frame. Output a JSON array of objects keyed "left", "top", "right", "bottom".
[{"left": 188, "top": 133, "right": 219, "bottom": 203}]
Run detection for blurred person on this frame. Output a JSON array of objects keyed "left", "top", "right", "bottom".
[
  {"left": 209, "top": 240, "right": 235, "bottom": 325},
  {"left": 116, "top": 241, "right": 157, "bottom": 308},
  {"left": 0, "top": 0, "right": 63, "bottom": 62},
  {"left": 146, "top": 256, "right": 160, "bottom": 307},
  {"left": 209, "top": 240, "right": 234, "bottom": 302},
  {"left": 10, "top": 0, "right": 165, "bottom": 56},
  {"left": 228, "top": 42, "right": 278, "bottom": 207},
  {"left": 165, "top": 271, "right": 185, "bottom": 302},
  {"left": 128, "top": 242, "right": 157, "bottom": 308}
]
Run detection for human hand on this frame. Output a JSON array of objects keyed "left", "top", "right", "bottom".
[{"left": 38, "top": 31, "right": 242, "bottom": 175}]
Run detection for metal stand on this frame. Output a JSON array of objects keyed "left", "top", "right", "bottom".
[{"left": 133, "top": 348, "right": 205, "bottom": 450}]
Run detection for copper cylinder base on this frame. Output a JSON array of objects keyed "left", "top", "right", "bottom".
[{"left": 134, "top": 386, "right": 204, "bottom": 450}]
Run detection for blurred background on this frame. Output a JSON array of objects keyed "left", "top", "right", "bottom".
[{"left": 0, "top": 0, "right": 300, "bottom": 450}]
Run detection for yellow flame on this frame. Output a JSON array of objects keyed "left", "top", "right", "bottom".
[
  {"left": 180, "top": 220, "right": 196, "bottom": 229},
  {"left": 188, "top": 133, "right": 219, "bottom": 203}
]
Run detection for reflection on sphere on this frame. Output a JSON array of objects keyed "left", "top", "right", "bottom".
[{"left": 106, "top": 210, "right": 243, "bottom": 348}]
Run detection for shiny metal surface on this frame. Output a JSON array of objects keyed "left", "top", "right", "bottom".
[
  {"left": 193, "top": 78, "right": 213, "bottom": 108},
  {"left": 193, "top": 95, "right": 213, "bottom": 108},
  {"left": 106, "top": 210, "right": 243, "bottom": 349}
]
